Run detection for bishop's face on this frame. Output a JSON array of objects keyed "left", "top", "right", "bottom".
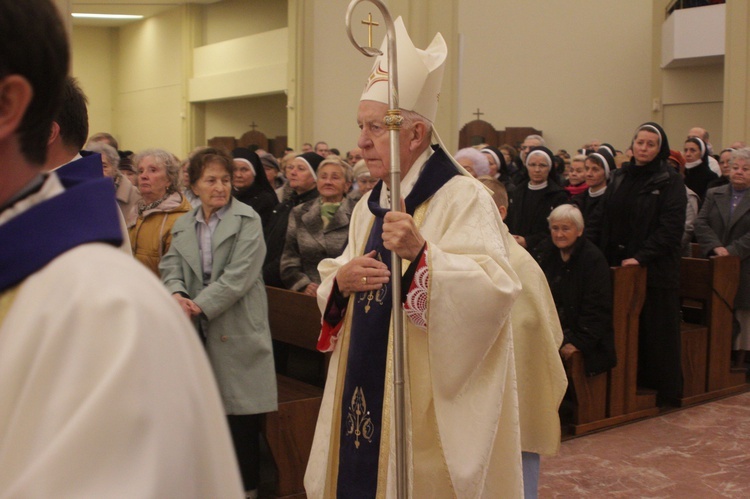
[{"left": 357, "top": 100, "right": 413, "bottom": 186}]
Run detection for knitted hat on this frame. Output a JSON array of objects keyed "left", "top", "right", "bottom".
[
  {"left": 352, "top": 159, "right": 370, "bottom": 179},
  {"left": 668, "top": 149, "right": 686, "bottom": 169},
  {"left": 259, "top": 152, "right": 280, "bottom": 172}
]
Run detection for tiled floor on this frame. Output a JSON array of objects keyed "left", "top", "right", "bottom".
[{"left": 539, "top": 391, "right": 750, "bottom": 498}]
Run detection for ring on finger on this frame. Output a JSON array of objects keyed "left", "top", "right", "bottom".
[{"left": 361, "top": 276, "right": 367, "bottom": 285}]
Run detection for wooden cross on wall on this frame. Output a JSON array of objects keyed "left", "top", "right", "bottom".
[
  {"left": 473, "top": 108, "right": 484, "bottom": 120},
  {"left": 249, "top": 121, "right": 258, "bottom": 131}
]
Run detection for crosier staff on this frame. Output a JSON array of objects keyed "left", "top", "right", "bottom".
[{"left": 345, "top": 2, "right": 407, "bottom": 498}]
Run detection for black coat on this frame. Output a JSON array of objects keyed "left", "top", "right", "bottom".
[
  {"left": 571, "top": 189, "right": 605, "bottom": 224},
  {"left": 234, "top": 186, "right": 277, "bottom": 228},
  {"left": 262, "top": 188, "right": 319, "bottom": 287},
  {"left": 684, "top": 160, "right": 718, "bottom": 202},
  {"left": 506, "top": 181, "right": 568, "bottom": 251},
  {"left": 587, "top": 161, "right": 687, "bottom": 289},
  {"left": 535, "top": 237, "right": 617, "bottom": 376}
]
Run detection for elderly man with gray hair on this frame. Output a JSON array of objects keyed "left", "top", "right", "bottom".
[{"left": 305, "top": 15, "right": 523, "bottom": 498}]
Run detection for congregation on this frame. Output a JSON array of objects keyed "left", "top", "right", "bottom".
[
  {"left": 3, "top": 1, "right": 749, "bottom": 497},
  {"left": 56, "top": 72, "right": 750, "bottom": 497}
]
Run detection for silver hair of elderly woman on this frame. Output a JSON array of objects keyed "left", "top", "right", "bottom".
[
  {"left": 547, "top": 203, "right": 585, "bottom": 232},
  {"left": 318, "top": 156, "right": 354, "bottom": 183},
  {"left": 132, "top": 148, "right": 182, "bottom": 193},
  {"left": 731, "top": 147, "right": 750, "bottom": 164}
]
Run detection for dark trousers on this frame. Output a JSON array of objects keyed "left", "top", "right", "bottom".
[
  {"left": 227, "top": 414, "right": 262, "bottom": 492},
  {"left": 638, "top": 287, "right": 683, "bottom": 401}
]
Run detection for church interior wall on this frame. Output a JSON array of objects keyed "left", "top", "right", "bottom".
[
  {"left": 203, "top": 0, "right": 287, "bottom": 45},
  {"left": 304, "top": 0, "right": 374, "bottom": 153},
  {"left": 722, "top": 0, "right": 750, "bottom": 146},
  {"left": 68, "top": 0, "right": 743, "bottom": 159},
  {"left": 661, "top": 64, "right": 724, "bottom": 147},
  {"left": 204, "top": 93, "right": 289, "bottom": 140},
  {"left": 114, "top": 7, "right": 188, "bottom": 154},
  {"left": 456, "top": 0, "right": 654, "bottom": 154},
  {"left": 71, "top": 26, "right": 116, "bottom": 140}
]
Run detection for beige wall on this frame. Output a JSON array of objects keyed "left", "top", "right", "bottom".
[
  {"left": 115, "top": 7, "right": 191, "bottom": 155},
  {"left": 69, "top": 0, "right": 745, "bottom": 159},
  {"left": 723, "top": 0, "right": 750, "bottom": 146},
  {"left": 204, "top": 93, "right": 288, "bottom": 140},
  {"left": 302, "top": 0, "right": 374, "bottom": 153},
  {"left": 458, "top": 0, "right": 653, "bottom": 153},
  {"left": 71, "top": 27, "right": 116, "bottom": 139},
  {"left": 203, "top": 0, "right": 287, "bottom": 44},
  {"left": 652, "top": 0, "right": 726, "bottom": 150}
]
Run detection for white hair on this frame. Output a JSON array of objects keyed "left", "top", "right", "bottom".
[
  {"left": 548, "top": 204, "right": 585, "bottom": 232},
  {"left": 455, "top": 147, "right": 490, "bottom": 176}
]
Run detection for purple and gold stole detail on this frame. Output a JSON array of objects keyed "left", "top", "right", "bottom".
[{"left": 335, "top": 146, "right": 460, "bottom": 498}]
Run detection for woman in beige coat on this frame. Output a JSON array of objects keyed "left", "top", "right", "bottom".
[{"left": 128, "top": 149, "right": 190, "bottom": 275}]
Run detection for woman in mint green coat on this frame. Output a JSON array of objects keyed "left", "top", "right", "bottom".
[{"left": 160, "top": 148, "right": 276, "bottom": 498}]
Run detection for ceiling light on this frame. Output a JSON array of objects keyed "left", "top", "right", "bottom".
[{"left": 72, "top": 13, "right": 144, "bottom": 20}]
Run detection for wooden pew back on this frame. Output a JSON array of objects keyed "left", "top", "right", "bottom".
[
  {"left": 679, "top": 256, "right": 745, "bottom": 402},
  {"left": 264, "top": 286, "right": 325, "bottom": 498}
]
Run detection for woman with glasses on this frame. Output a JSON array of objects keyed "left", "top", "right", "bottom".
[{"left": 506, "top": 145, "right": 568, "bottom": 251}]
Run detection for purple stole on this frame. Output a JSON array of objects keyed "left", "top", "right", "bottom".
[
  {"left": 336, "top": 146, "right": 459, "bottom": 497},
  {"left": 0, "top": 164, "right": 122, "bottom": 293}
]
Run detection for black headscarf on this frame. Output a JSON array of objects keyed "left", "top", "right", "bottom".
[
  {"left": 631, "top": 122, "right": 670, "bottom": 163},
  {"left": 232, "top": 147, "right": 275, "bottom": 195}
]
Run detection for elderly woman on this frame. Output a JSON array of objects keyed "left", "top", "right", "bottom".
[
  {"left": 684, "top": 136, "right": 718, "bottom": 202},
  {"left": 506, "top": 145, "right": 568, "bottom": 250},
  {"left": 128, "top": 149, "right": 191, "bottom": 275},
  {"left": 454, "top": 147, "right": 490, "bottom": 178},
  {"left": 587, "top": 122, "right": 687, "bottom": 404},
  {"left": 231, "top": 147, "right": 277, "bottom": 227},
  {"left": 280, "top": 157, "right": 355, "bottom": 296},
  {"left": 263, "top": 152, "right": 323, "bottom": 288},
  {"left": 707, "top": 148, "right": 733, "bottom": 190},
  {"left": 535, "top": 204, "right": 616, "bottom": 376},
  {"left": 572, "top": 147, "right": 615, "bottom": 222},
  {"left": 86, "top": 141, "right": 141, "bottom": 227},
  {"left": 695, "top": 147, "right": 750, "bottom": 367},
  {"left": 159, "top": 148, "right": 276, "bottom": 498}
]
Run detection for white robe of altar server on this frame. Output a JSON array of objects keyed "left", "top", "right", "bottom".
[
  {"left": 305, "top": 155, "right": 524, "bottom": 498},
  {"left": 0, "top": 177, "right": 243, "bottom": 497},
  {"left": 503, "top": 223, "right": 568, "bottom": 456}
]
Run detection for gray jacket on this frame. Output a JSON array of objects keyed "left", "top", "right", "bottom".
[
  {"left": 280, "top": 196, "right": 356, "bottom": 291},
  {"left": 694, "top": 184, "right": 750, "bottom": 309}
]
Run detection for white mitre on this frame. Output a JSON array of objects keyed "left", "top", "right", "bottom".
[{"left": 360, "top": 16, "right": 447, "bottom": 123}]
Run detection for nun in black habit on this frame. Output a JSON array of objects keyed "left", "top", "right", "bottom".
[{"left": 586, "top": 122, "right": 687, "bottom": 404}]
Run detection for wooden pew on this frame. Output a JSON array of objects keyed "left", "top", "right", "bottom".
[
  {"left": 562, "top": 352, "right": 607, "bottom": 431},
  {"left": 264, "top": 286, "right": 325, "bottom": 498},
  {"left": 678, "top": 256, "right": 746, "bottom": 406},
  {"left": 564, "top": 266, "right": 659, "bottom": 436}
]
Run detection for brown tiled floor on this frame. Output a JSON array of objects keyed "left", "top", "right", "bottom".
[{"left": 539, "top": 391, "right": 750, "bottom": 498}]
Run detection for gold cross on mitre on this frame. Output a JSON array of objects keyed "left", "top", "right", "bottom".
[{"left": 361, "top": 12, "right": 379, "bottom": 48}]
